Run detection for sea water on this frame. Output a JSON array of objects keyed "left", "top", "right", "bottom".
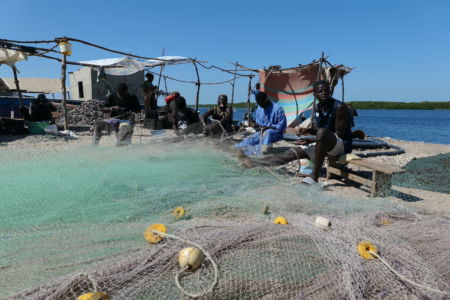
[{"left": 199, "top": 108, "right": 450, "bottom": 145}]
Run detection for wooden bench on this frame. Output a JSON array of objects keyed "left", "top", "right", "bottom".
[{"left": 326, "top": 158, "right": 404, "bottom": 197}]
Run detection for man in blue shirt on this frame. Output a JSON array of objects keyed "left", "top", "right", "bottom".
[{"left": 236, "top": 91, "right": 287, "bottom": 155}]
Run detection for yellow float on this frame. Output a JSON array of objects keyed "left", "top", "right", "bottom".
[
  {"left": 273, "top": 216, "right": 288, "bottom": 225},
  {"left": 144, "top": 223, "right": 167, "bottom": 244},
  {"left": 77, "top": 292, "right": 110, "bottom": 300},
  {"left": 172, "top": 206, "right": 186, "bottom": 219},
  {"left": 357, "top": 241, "right": 378, "bottom": 260},
  {"left": 178, "top": 247, "right": 204, "bottom": 271}
]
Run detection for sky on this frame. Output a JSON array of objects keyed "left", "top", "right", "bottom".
[{"left": 1, "top": 0, "right": 449, "bottom": 104}]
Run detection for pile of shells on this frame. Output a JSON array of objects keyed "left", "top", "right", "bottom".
[{"left": 56, "top": 100, "right": 107, "bottom": 126}]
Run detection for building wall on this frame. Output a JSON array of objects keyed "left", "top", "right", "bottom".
[{"left": 69, "top": 67, "right": 144, "bottom": 103}]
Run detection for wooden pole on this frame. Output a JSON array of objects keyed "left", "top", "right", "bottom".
[
  {"left": 11, "top": 66, "right": 24, "bottom": 108},
  {"left": 310, "top": 52, "right": 325, "bottom": 128},
  {"left": 193, "top": 61, "right": 201, "bottom": 112},
  {"left": 230, "top": 61, "right": 238, "bottom": 108},
  {"left": 61, "top": 54, "right": 69, "bottom": 130},
  {"left": 341, "top": 74, "right": 345, "bottom": 102},
  {"left": 245, "top": 75, "right": 253, "bottom": 124}
]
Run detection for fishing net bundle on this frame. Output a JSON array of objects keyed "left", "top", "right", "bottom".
[{"left": 1, "top": 139, "right": 448, "bottom": 299}]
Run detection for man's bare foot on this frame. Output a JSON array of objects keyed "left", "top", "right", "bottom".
[{"left": 238, "top": 155, "right": 254, "bottom": 168}]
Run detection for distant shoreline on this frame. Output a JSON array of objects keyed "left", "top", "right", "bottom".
[{"left": 198, "top": 101, "right": 450, "bottom": 110}]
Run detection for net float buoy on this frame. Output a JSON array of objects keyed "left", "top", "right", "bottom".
[
  {"left": 172, "top": 206, "right": 185, "bottom": 219},
  {"left": 144, "top": 223, "right": 167, "bottom": 244},
  {"left": 178, "top": 247, "right": 204, "bottom": 271},
  {"left": 273, "top": 216, "right": 288, "bottom": 225},
  {"left": 357, "top": 241, "right": 378, "bottom": 260},
  {"left": 314, "top": 216, "right": 331, "bottom": 229},
  {"left": 77, "top": 292, "right": 110, "bottom": 300},
  {"left": 381, "top": 218, "right": 391, "bottom": 225}
]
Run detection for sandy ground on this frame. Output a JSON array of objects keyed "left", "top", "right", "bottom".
[{"left": 1, "top": 127, "right": 449, "bottom": 216}]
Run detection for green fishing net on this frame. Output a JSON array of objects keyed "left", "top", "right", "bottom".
[
  {"left": 0, "top": 139, "right": 448, "bottom": 299},
  {"left": 393, "top": 152, "right": 450, "bottom": 194}
]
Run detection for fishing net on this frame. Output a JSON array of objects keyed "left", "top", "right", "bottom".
[
  {"left": 393, "top": 152, "right": 450, "bottom": 194},
  {"left": 1, "top": 139, "right": 449, "bottom": 299}
]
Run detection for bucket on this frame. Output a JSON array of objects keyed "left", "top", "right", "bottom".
[
  {"left": 25, "top": 121, "right": 51, "bottom": 134},
  {"left": 58, "top": 42, "right": 72, "bottom": 56}
]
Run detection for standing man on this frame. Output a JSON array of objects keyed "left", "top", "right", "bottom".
[
  {"left": 201, "top": 94, "right": 233, "bottom": 136},
  {"left": 249, "top": 80, "right": 352, "bottom": 184},
  {"left": 142, "top": 73, "right": 159, "bottom": 119},
  {"left": 236, "top": 91, "right": 287, "bottom": 155},
  {"left": 92, "top": 82, "right": 141, "bottom": 145}
]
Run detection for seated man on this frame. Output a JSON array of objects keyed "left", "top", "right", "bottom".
[
  {"left": 250, "top": 80, "right": 352, "bottom": 184},
  {"left": 201, "top": 94, "right": 233, "bottom": 136},
  {"left": 171, "top": 95, "right": 203, "bottom": 135},
  {"left": 20, "top": 94, "right": 57, "bottom": 123},
  {"left": 236, "top": 92, "right": 287, "bottom": 155},
  {"left": 92, "top": 83, "right": 141, "bottom": 145}
]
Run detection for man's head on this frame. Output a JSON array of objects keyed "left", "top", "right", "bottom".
[
  {"left": 37, "top": 94, "right": 48, "bottom": 104},
  {"left": 255, "top": 92, "right": 271, "bottom": 108},
  {"left": 175, "top": 96, "right": 187, "bottom": 111},
  {"left": 313, "top": 80, "right": 331, "bottom": 103},
  {"left": 347, "top": 104, "right": 353, "bottom": 109},
  {"left": 145, "top": 73, "right": 154, "bottom": 82},
  {"left": 117, "top": 83, "right": 128, "bottom": 98},
  {"left": 217, "top": 94, "right": 228, "bottom": 108}
]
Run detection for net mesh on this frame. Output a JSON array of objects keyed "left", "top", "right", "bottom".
[{"left": 1, "top": 139, "right": 448, "bottom": 299}]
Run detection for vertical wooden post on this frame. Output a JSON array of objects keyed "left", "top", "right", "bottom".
[
  {"left": 245, "top": 75, "right": 253, "bottom": 124},
  {"left": 230, "top": 62, "right": 237, "bottom": 108},
  {"left": 193, "top": 61, "right": 201, "bottom": 112},
  {"left": 11, "top": 66, "right": 23, "bottom": 108},
  {"left": 310, "top": 52, "right": 325, "bottom": 128},
  {"left": 61, "top": 54, "right": 69, "bottom": 130},
  {"left": 341, "top": 74, "right": 345, "bottom": 102}
]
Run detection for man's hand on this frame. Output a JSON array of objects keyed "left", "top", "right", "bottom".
[
  {"left": 294, "top": 138, "right": 312, "bottom": 145},
  {"left": 295, "top": 127, "right": 314, "bottom": 136}
]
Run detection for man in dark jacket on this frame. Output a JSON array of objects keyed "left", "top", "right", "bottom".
[
  {"left": 244, "top": 80, "right": 352, "bottom": 184},
  {"left": 92, "top": 83, "right": 141, "bottom": 145}
]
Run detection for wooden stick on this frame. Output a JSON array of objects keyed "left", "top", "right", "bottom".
[
  {"left": 245, "top": 76, "right": 253, "bottom": 123},
  {"left": 11, "top": 66, "right": 24, "bottom": 107},
  {"left": 310, "top": 52, "right": 325, "bottom": 128},
  {"left": 341, "top": 73, "right": 345, "bottom": 102},
  {"left": 193, "top": 61, "right": 201, "bottom": 112},
  {"left": 230, "top": 61, "right": 237, "bottom": 108},
  {"left": 61, "top": 54, "right": 68, "bottom": 130}
]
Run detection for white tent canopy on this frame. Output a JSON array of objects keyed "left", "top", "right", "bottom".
[
  {"left": 0, "top": 49, "right": 28, "bottom": 67},
  {"left": 79, "top": 56, "right": 191, "bottom": 76}
]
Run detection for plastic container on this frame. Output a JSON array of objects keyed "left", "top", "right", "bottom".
[{"left": 58, "top": 42, "right": 72, "bottom": 56}]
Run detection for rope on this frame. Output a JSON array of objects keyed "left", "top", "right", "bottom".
[
  {"left": 152, "top": 230, "right": 219, "bottom": 299},
  {"left": 368, "top": 250, "right": 449, "bottom": 296},
  {"left": 87, "top": 274, "right": 98, "bottom": 292},
  {"left": 145, "top": 69, "right": 245, "bottom": 85}
]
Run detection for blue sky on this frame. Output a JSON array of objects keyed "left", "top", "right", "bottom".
[{"left": 1, "top": 0, "right": 449, "bottom": 104}]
